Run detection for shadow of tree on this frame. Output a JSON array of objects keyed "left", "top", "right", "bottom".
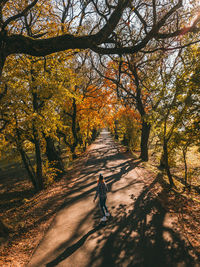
[
  {"left": 30, "top": 130, "right": 198, "bottom": 267},
  {"left": 172, "top": 174, "right": 200, "bottom": 194},
  {"left": 40, "top": 156, "right": 142, "bottom": 263},
  {"left": 46, "top": 225, "right": 102, "bottom": 267},
  {"left": 60, "top": 158, "right": 142, "bottom": 208},
  {"left": 89, "top": 177, "right": 198, "bottom": 267},
  {"left": 43, "top": 174, "right": 198, "bottom": 267},
  {"left": 41, "top": 142, "right": 143, "bottom": 266}
]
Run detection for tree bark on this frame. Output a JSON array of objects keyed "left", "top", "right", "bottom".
[
  {"left": 159, "top": 153, "right": 165, "bottom": 169},
  {"left": 140, "top": 120, "right": 151, "bottom": 161},
  {"left": 91, "top": 128, "right": 98, "bottom": 141},
  {"left": 30, "top": 74, "right": 44, "bottom": 191},
  {"left": 183, "top": 148, "right": 189, "bottom": 190},
  {"left": 32, "top": 124, "right": 44, "bottom": 191},
  {"left": 0, "top": 36, "right": 6, "bottom": 78},
  {"left": 45, "top": 136, "right": 65, "bottom": 178},
  {"left": 163, "top": 139, "right": 174, "bottom": 187},
  {"left": 114, "top": 120, "right": 119, "bottom": 140},
  {"left": 0, "top": 218, "right": 10, "bottom": 238},
  {"left": 15, "top": 117, "right": 37, "bottom": 190},
  {"left": 71, "top": 98, "right": 78, "bottom": 159},
  {"left": 0, "top": 54, "right": 5, "bottom": 78},
  {"left": 18, "top": 145, "right": 37, "bottom": 190},
  {"left": 133, "top": 65, "right": 151, "bottom": 162}
]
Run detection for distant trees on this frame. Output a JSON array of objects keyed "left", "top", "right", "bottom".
[
  {"left": 99, "top": 53, "right": 161, "bottom": 161},
  {"left": 107, "top": 105, "right": 141, "bottom": 152}
]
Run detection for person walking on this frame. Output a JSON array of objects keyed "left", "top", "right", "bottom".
[{"left": 93, "top": 174, "right": 110, "bottom": 222}]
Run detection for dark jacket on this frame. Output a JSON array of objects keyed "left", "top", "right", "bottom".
[{"left": 94, "top": 181, "right": 108, "bottom": 199}]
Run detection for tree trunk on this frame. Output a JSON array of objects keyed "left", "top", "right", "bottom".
[
  {"left": 163, "top": 139, "right": 174, "bottom": 187},
  {"left": 183, "top": 148, "right": 189, "bottom": 190},
  {"left": 0, "top": 46, "right": 6, "bottom": 78},
  {"left": 133, "top": 65, "right": 150, "bottom": 162},
  {"left": 33, "top": 124, "right": 44, "bottom": 191},
  {"left": 15, "top": 121, "right": 37, "bottom": 190},
  {"left": 45, "top": 136, "right": 65, "bottom": 178},
  {"left": 31, "top": 87, "right": 44, "bottom": 191},
  {"left": 18, "top": 146, "right": 37, "bottom": 190},
  {"left": 140, "top": 120, "right": 151, "bottom": 161},
  {"left": 71, "top": 98, "right": 78, "bottom": 159},
  {"left": 91, "top": 128, "right": 98, "bottom": 141},
  {"left": 159, "top": 153, "right": 165, "bottom": 169},
  {"left": 122, "top": 133, "right": 128, "bottom": 146},
  {"left": 0, "top": 218, "right": 10, "bottom": 238},
  {"left": 114, "top": 120, "right": 118, "bottom": 140}
]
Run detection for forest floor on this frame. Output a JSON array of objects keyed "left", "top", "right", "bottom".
[{"left": 0, "top": 130, "right": 200, "bottom": 266}]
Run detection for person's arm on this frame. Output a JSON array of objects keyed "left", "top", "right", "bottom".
[{"left": 105, "top": 182, "right": 108, "bottom": 192}]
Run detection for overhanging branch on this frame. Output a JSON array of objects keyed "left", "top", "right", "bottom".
[{"left": 2, "top": 0, "right": 39, "bottom": 30}]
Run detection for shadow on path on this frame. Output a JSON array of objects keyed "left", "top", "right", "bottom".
[
  {"left": 40, "top": 132, "right": 143, "bottom": 266},
  {"left": 89, "top": 175, "right": 199, "bottom": 267},
  {"left": 42, "top": 157, "right": 142, "bottom": 265},
  {"left": 46, "top": 225, "right": 102, "bottom": 267},
  {"left": 28, "top": 130, "right": 199, "bottom": 267},
  {"left": 44, "top": 173, "right": 199, "bottom": 267},
  {"left": 58, "top": 148, "right": 142, "bottom": 208}
]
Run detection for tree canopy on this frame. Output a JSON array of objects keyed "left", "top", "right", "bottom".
[{"left": 0, "top": 0, "right": 200, "bottom": 70}]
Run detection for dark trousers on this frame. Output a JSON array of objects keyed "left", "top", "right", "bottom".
[{"left": 99, "top": 196, "right": 108, "bottom": 216}]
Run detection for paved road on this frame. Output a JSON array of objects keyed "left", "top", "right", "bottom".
[{"left": 27, "top": 130, "right": 197, "bottom": 267}]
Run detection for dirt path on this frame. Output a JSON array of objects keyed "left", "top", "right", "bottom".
[{"left": 27, "top": 130, "right": 197, "bottom": 267}]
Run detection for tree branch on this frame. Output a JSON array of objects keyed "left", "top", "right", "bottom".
[
  {"left": 1, "top": 0, "right": 199, "bottom": 58},
  {"left": 2, "top": 0, "right": 39, "bottom": 30},
  {"left": 94, "top": 0, "right": 130, "bottom": 44},
  {"left": 133, "top": 8, "right": 148, "bottom": 34},
  {"left": 141, "top": 39, "right": 200, "bottom": 53}
]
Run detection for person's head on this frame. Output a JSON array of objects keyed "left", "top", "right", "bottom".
[{"left": 98, "top": 173, "right": 104, "bottom": 183}]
